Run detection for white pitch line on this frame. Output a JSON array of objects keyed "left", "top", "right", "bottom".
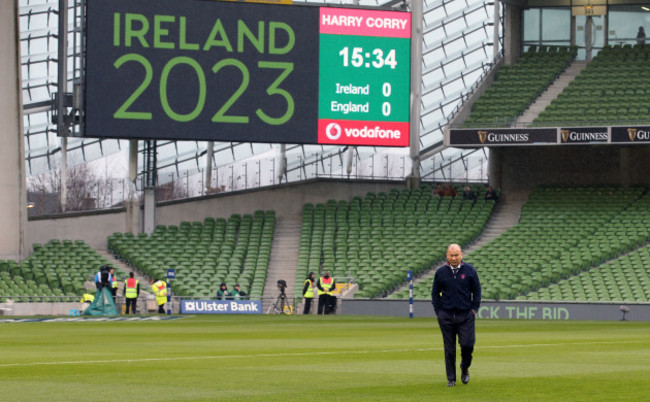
[{"left": 0, "top": 340, "right": 645, "bottom": 368}]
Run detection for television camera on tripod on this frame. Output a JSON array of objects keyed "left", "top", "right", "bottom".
[{"left": 267, "top": 280, "right": 293, "bottom": 314}]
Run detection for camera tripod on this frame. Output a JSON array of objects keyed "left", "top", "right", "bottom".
[{"left": 267, "top": 291, "right": 293, "bottom": 315}]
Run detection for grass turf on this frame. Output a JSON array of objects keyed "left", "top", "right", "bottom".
[{"left": 0, "top": 315, "right": 649, "bottom": 401}]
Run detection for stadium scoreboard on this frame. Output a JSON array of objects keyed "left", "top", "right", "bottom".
[{"left": 84, "top": 0, "right": 411, "bottom": 146}]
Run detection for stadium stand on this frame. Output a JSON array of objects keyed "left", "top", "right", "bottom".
[
  {"left": 0, "top": 239, "right": 114, "bottom": 302},
  {"left": 534, "top": 44, "right": 650, "bottom": 126},
  {"left": 463, "top": 45, "right": 577, "bottom": 127},
  {"left": 524, "top": 243, "right": 650, "bottom": 302},
  {"left": 396, "top": 186, "right": 650, "bottom": 301},
  {"left": 295, "top": 185, "right": 495, "bottom": 299},
  {"left": 107, "top": 211, "right": 275, "bottom": 299}
]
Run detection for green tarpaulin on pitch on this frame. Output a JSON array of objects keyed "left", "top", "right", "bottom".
[{"left": 83, "top": 287, "right": 118, "bottom": 316}]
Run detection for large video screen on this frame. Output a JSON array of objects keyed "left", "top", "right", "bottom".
[{"left": 85, "top": 0, "right": 411, "bottom": 146}]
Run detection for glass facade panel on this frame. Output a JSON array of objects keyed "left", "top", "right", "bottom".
[
  {"left": 523, "top": 8, "right": 571, "bottom": 49},
  {"left": 608, "top": 6, "right": 650, "bottom": 46},
  {"left": 524, "top": 9, "right": 541, "bottom": 44},
  {"left": 541, "top": 8, "right": 571, "bottom": 45}
]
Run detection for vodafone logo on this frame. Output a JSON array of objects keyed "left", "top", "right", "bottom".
[
  {"left": 325, "top": 122, "right": 342, "bottom": 140},
  {"left": 318, "top": 119, "right": 409, "bottom": 146}
]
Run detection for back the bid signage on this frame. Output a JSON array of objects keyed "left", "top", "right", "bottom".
[{"left": 180, "top": 299, "right": 262, "bottom": 314}]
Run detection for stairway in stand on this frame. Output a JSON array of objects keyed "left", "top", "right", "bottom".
[
  {"left": 262, "top": 217, "right": 301, "bottom": 313},
  {"left": 464, "top": 189, "right": 530, "bottom": 253},
  {"left": 517, "top": 60, "right": 588, "bottom": 125},
  {"left": 393, "top": 189, "right": 531, "bottom": 294}
]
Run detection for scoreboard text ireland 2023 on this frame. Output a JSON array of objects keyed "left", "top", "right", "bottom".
[{"left": 84, "top": 0, "right": 411, "bottom": 146}]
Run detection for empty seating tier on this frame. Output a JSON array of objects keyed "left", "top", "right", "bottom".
[
  {"left": 534, "top": 44, "right": 650, "bottom": 126},
  {"left": 394, "top": 186, "right": 650, "bottom": 302},
  {"left": 108, "top": 211, "right": 275, "bottom": 299},
  {"left": 295, "top": 185, "right": 495, "bottom": 299},
  {"left": 464, "top": 46, "right": 577, "bottom": 127},
  {"left": 524, "top": 243, "right": 650, "bottom": 302},
  {"left": 0, "top": 239, "right": 113, "bottom": 302}
]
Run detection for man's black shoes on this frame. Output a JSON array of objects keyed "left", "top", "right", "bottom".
[
  {"left": 461, "top": 369, "right": 470, "bottom": 384},
  {"left": 446, "top": 371, "right": 468, "bottom": 387}
]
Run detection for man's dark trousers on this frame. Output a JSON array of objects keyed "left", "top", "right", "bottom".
[
  {"left": 125, "top": 298, "right": 137, "bottom": 314},
  {"left": 317, "top": 294, "right": 328, "bottom": 314},
  {"left": 437, "top": 309, "right": 475, "bottom": 381},
  {"left": 303, "top": 298, "right": 313, "bottom": 314}
]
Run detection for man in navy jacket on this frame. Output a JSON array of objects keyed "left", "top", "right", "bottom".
[{"left": 432, "top": 243, "right": 481, "bottom": 387}]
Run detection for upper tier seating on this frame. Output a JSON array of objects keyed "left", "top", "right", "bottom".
[
  {"left": 535, "top": 44, "right": 650, "bottom": 126},
  {"left": 464, "top": 45, "right": 577, "bottom": 127},
  {"left": 108, "top": 211, "right": 275, "bottom": 299},
  {"left": 295, "top": 185, "right": 495, "bottom": 298}
]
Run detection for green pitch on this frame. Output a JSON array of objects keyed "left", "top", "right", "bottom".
[{"left": 1, "top": 315, "right": 649, "bottom": 401}]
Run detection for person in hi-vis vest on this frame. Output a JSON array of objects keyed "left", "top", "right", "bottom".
[
  {"left": 149, "top": 278, "right": 168, "bottom": 314},
  {"left": 124, "top": 272, "right": 140, "bottom": 314},
  {"left": 317, "top": 271, "right": 336, "bottom": 315},
  {"left": 302, "top": 272, "right": 316, "bottom": 315},
  {"left": 110, "top": 268, "right": 118, "bottom": 303}
]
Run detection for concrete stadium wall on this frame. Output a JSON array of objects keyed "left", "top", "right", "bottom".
[
  {"left": 0, "top": 302, "right": 81, "bottom": 317},
  {"left": 0, "top": 0, "right": 27, "bottom": 260},
  {"left": 25, "top": 179, "right": 405, "bottom": 252},
  {"left": 504, "top": 3, "right": 522, "bottom": 66},
  {"left": 489, "top": 145, "right": 650, "bottom": 193},
  {"left": 340, "top": 299, "right": 650, "bottom": 321},
  {"left": 26, "top": 209, "right": 131, "bottom": 251},
  {"left": 154, "top": 179, "right": 404, "bottom": 224}
]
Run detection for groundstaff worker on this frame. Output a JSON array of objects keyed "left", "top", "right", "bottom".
[
  {"left": 302, "top": 272, "right": 316, "bottom": 314},
  {"left": 150, "top": 278, "right": 168, "bottom": 314},
  {"left": 124, "top": 272, "right": 140, "bottom": 314},
  {"left": 110, "top": 268, "right": 118, "bottom": 303},
  {"left": 431, "top": 243, "right": 481, "bottom": 387},
  {"left": 317, "top": 271, "right": 336, "bottom": 315}
]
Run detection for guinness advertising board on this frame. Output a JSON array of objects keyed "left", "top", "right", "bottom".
[
  {"left": 448, "top": 128, "right": 557, "bottom": 147},
  {"left": 611, "top": 126, "right": 650, "bottom": 144},
  {"left": 559, "top": 127, "right": 608, "bottom": 144}
]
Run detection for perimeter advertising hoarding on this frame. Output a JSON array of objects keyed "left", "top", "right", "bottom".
[
  {"left": 342, "top": 300, "right": 650, "bottom": 321},
  {"left": 84, "top": 0, "right": 411, "bottom": 146},
  {"left": 449, "top": 128, "right": 557, "bottom": 146},
  {"left": 180, "top": 299, "right": 262, "bottom": 314},
  {"left": 559, "top": 127, "right": 608, "bottom": 144},
  {"left": 611, "top": 126, "right": 650, "bottom": 143}
]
